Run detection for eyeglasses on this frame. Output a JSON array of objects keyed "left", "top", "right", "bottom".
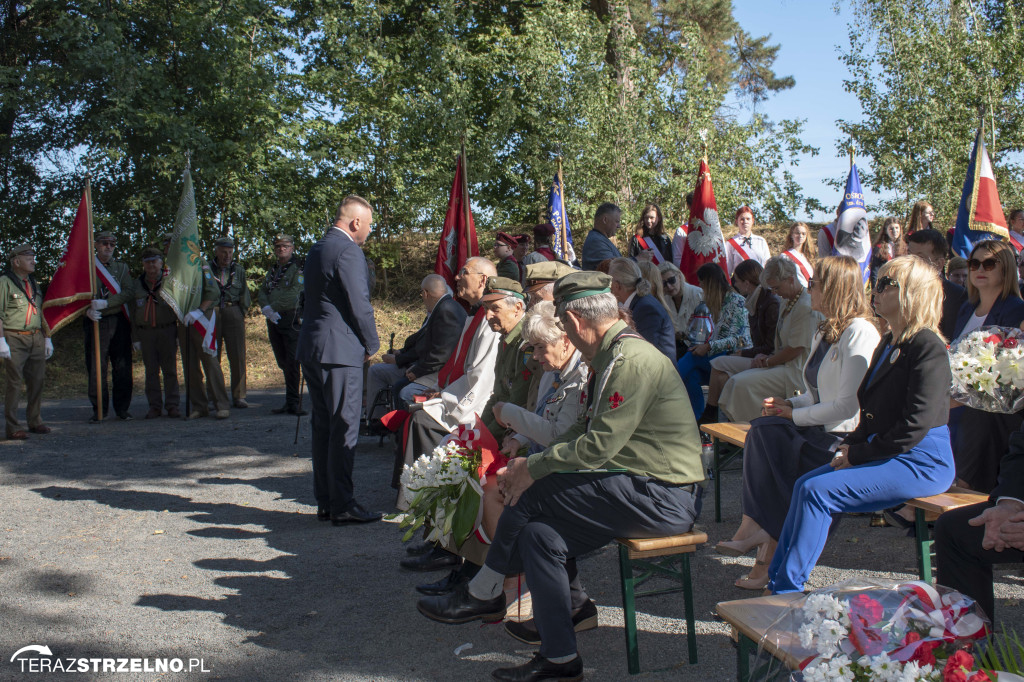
[
  {"left": 807, "top": 278, "right": 816, "bottom": 290},
  {"left": 458, "top": 268, "right": 482, "bottom": 277},
  {"left": 663, "top": 276, "right": 677, "bottom": 286},
  {"left": 875, "top": 276, "right": 899, "bottom": 293},
  {"left": 968, "top": 257, "right": 999, "bottom": 272}
]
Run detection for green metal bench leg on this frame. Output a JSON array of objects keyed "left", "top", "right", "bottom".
[
  {"left": 681, "top": 554, "right": 698, "bottom": 664},
  {"left": 714, "top": 438, "right": 723, "bottom": 522},
  {"left": 618, "top": 545, "right": 641, "bottom": 674},
  {"left": 737, "top": 633, "right": 754, "bottom": 681},
  {"left": 915, "top": 507, "right": 932, "bottom": 582}
]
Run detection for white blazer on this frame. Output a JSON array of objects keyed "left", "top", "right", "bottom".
[
  {"left": 789, "top": 317, "right": 880, "bottom": 433},
  {"left": 498, "top": 350, "right": 589, "bottom": 449},
  {"left": 421, "top": 311, "right": 501, "bottom": 431}
]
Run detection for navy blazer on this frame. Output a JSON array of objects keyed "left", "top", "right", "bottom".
[
  {"left": 629, "top": 294, "right": 677, "bottom": 361},
  {"left": 395, "top": 294, "right": 467, "bottom": 377},
  {"left": 297, "top": 229, "right": 380, "bottom": 367},
  {"left": 952, "top": 294, "right": 1024, "bottom": 340}
]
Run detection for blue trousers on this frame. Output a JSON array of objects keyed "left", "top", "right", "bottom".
[
  {"left": 767, "top": 426, "right": 955, "bottom": 594},
  {"left": 676, "top": 350, "right": 724, "bottom": 419}
]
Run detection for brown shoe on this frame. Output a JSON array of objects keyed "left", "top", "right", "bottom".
[
  {"left": 28, "top": 425, "right": 52, "bottom": 434},
  {"left": 145, "top": 408, "right": 162, "bottom": 419},
  {"left": 166, "top": 407, "right": 181, "bottom": 418},
  {"left": 7, "top": 431, "right": 28, "bottom": 440},
  {"left": 214, "top": 410, "right": 230, "bottom": 419}
]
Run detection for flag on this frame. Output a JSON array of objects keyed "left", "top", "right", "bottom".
[
  {"left": 678, "top": 159, "right": 726, "bottom": 284},
  {"left": 42, "top": 184, "right": 95, "bottom": 334},
  {"left": 159, "top": 163, "right": 217, "bottom": 355},
  {"left": 434, "top": 149, "right": 478, "bottom": 290},
  {"left": 547, "top": 161, "right": 576, "bottom": 264},
  {"left": 831, "top": 164, "right": 871, "bottom": 283},
  {"left": 951, "top": 127, "right": 1009, "bottom": 258}
]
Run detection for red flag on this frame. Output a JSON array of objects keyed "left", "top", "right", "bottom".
[
  {"left": 434, "top": 149, "right": 478, "bottom": 290},
  {"left": 42, "top": 184, "right": 96, "bottom": 334},
  {"left": 678, "top": 159, "right": 727, "bottom": 284}
]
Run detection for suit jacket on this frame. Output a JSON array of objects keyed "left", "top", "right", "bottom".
[
  {"left": 296, "top": 228, "right": 380, "bottom": 367},
  {"left": 940, "top": 278, "right": 967, "bottom": 340},
  {"left": 952, "top": 293, "right": 1024, "bottom": 340},
  {"left": 845, "top": 329, "right": 951, "bottom": 465},
  {"left": 629, "top": 294, "right": 676, "bottom": 360},
  {"left": 394, "top": 294, "right": 467, "bottom": 378},
  {"left": 992, "top": 425, "right": 1024, "bottom": 500},
  {"left": 581, "top": 230, "right": 621, "bottom": 270}
]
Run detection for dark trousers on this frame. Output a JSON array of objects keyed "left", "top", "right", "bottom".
[
  {"left": 267, "top": 311, "right": 301, "bottom": 407},
  {"left": 303, "top": 361, "right": 362, "bottom": 513},
  {"left": 83, "top": 314, "right": 133, "bottom": 417},
  {"left": 138, "top": 325, "right": 179, "bottom": 411},
  {"left": 394, "top": 410, "right": 449, "bottom": 489},
  {"left": 935, "top": 501, "right": 1024, "bottom": 621},
  {"left": 484, "top": 473, "right": 698, "bottom": 659}
]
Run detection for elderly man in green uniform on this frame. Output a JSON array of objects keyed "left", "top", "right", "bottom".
[
  {"left": 418, "top": 271, "right": 704, "bottom": 681},
  {"left": 179, "top": 255, "right": 232, "bottom": 419},
  {"left": 85, "top": 230, "right": 134, "bottom": 421},
  {"left": 258, "top": 233, "right": 306, "bottom": 415},
  {"left": 1, "top": 244, "right": 52, "bottom": 439},
  {"left": 209, "top": 236, "right": 250, "bottom": 408},
  {"left": 107, "top": 247, "right": 181, "bottom": 419}
]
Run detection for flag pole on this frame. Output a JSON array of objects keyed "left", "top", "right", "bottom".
[
  {"left": 557, "top": 156, "right": 568, "bottom": 261},
  {"left": 86, "top": 178, "right": 103, "bottom": 422},
  {"left": 182, "top": 157, "right": 191, "bottom": 420},
  {"left": 460, "top": 139, "right": 471, "bottom": 258},
  {"left": 849, "top": 144, "right": 855, "bottom": 170}
]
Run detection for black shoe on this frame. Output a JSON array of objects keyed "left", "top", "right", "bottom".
[
  {"left": 330, "top": 502, "right": 382, "bottom": 525},
  {"left": 417, "top": 583, "right": 506, "bottom": 624},
  {"left": 400, "top": 546, "right": 460, "bottom": 572},
  {"left": 504, "top": 600, "right": 599, "bottom": 645},
  {"left": 88, "top": 415, "right": 106, "bottom": 424},
  {"left": 117, "top": 412, "right": 133, "bottom": 421},
  {"left": 271, "top": 405, "right": 289, "bottom": 414},
  {"left": 416, "top": 562, "right": 480, "bottom": 596},
  {"left": 288, "top": 406, "right": 307, "bottom": 416},
  {"left": 316, "top": 506, "right": 330, "bottom": 522},
  {"left": 406, "top": 540, "right": 433, "bottom": 556},
  {"left": 491, "top": 653, "right": 583, "bottom": 682}
]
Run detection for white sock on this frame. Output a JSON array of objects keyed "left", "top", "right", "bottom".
[
  {"left": 467, "top": 565, "right": 504, "bottom": 600},
  {"left": 547, "top": 654, "right": 578, "bottom": 664}
]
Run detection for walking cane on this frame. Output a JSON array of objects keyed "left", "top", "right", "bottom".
[{"left": 293, "top": 366, "right": 305, "bottom": 445}]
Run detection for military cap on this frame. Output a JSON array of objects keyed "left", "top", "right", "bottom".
[
  {"left": 214, "top": 236, "right": 235, "bottom": 248},
  {"left": 495, "top": 232, "right": 517, "bottom": 248},
  {"left": 9, "top": 243, "right": 34, "bottom": 260},
  {"left": 141, "top": 246, "right": 163, "bottom": 261},
  {"left": 524, "top": 261, "right": 576, "bottom": 293},
  {"left": 94, "top": 231, "right": 116, "bottom": 243},
  {"left": 553, "top": 271, "right": 612, "bottom": 305},
  {"left": 514, "top": 233, "right": 530, "bottom": 245},
  {"left": 273, "top": 233, "right": 294, "bottom": 245},
  {"left": 481, "top": 276, "right": 526, "bottom": 302},
  {"left": 533, "top": 223, "right": 556, "bottom": 239}
]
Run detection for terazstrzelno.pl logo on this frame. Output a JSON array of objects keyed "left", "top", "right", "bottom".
[{"left": 10, "top": 645, "right": 211, "bottom": 674}]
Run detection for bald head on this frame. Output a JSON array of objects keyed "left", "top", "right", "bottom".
[
  {"left": 465, "top": 256, "right": 497, "bottom": 277},
  {"left": 420, "top": 274, "right": 450, "bottom": 311},
  {"left": 456, "top": 257, "right": 498, "bottom": 305}
]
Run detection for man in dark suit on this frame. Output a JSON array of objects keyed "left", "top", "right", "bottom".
[
  {"left": 364, "top": 273, "right": 466, "bottom": 419},
  {"left": 936, "top": 424, "right": 1024, "bottom": 621},
  {"left": 906, "top": 229, "right": 967, "bottom": 340},
  {"left": 297, "top": 195, "right": 381, "bottom": 525}
]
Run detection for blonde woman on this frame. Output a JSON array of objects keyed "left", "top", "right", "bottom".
[
  {"left": 658, "top": 261, "right": 703, "bottom": 357},
  {"left": 781, "top": 222, "right": 815, "bottom": 287}
]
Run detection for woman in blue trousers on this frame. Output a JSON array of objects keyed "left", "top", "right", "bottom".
[{"left": 768, "top": 255, "right": 956, "bottom": 594}]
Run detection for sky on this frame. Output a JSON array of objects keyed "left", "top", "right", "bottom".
[{"left": 731, "top": 0, "right": 874, "bottom": 222}]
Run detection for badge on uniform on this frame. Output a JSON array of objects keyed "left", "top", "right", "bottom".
[
  {"left": 890, "top": 348, "right": 900, "bottom": 364},
  {"left": 205, "top": 271, "right": 212, "bottom": 280},
  {"left": 298, "top": 274, "right": 304, "bottom": 284}
]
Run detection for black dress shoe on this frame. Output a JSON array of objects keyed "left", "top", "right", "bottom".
[
  {"left": 400, "top": 546, "right": 460, "bottom": 572},
  {"left": 117, "top": 411, "right": 134, "bottom": 421},
  {"left": 406, "top": 540, "right": 433, "bottom": 556},
  {"left": 271, "top": 405, "right": 289, "bottom": 414},
  {"left": 288, "top": 406, "right": 308, "bottom": 416},
  {"left": 316, "top": 506, "right": 330, "bottom": 521},
  {"left": 491, "top": 653, "right": 583, "bottom": 682},
  {"left": 417, "top": 583, "right": 506, "bottom": 624},
  {"left": 416, "top": 568, "right": 471, "bottom": 596},
  {"left": 505, "top": 600, "right": 599, "bottom": 645},
  {"left": 330, "top": 503, "right": 382, "bottom": 525}
]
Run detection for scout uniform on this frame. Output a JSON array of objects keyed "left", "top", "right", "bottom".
[
  {"left": 87, "top": 230, "right": 134, "bottom": 421},
  {"left": 257, "top": 233, "right": 305, "bottom": 413},
  {"left": 495, "top": 232, "right": 524, "bottom": 284},
  {"left": 478, "top": 277, "right": 533, "bottom": 441},
  {"left": 523, "top": 261, "right": 576, "bottom": 412},
  {"left": 107, "top": 247, "right": 180, "bottom": 418},
  {"left": 1, "top": 244, "right": 48, "bottom": 438},
  {"left": 209, "top": 236, "right": 251, "bottom": 406},
  {"left": 178, "top": 257, "right": 231, "bottom": 418}
]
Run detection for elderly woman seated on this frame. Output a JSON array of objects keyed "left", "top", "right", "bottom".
[{"left": 608, "top": 257, "right": 676, "bottom": 360}]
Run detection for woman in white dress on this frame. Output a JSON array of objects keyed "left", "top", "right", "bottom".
[{"left": 781, "top": 222, "right": 815, "bottom": 287}]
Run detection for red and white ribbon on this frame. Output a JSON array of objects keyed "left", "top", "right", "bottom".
[
  {"left": 95, "top": 258, "right": 131, "bottom": 320},
  {"left": 192, "top": 310, "right": 218, "bottom": 356}
]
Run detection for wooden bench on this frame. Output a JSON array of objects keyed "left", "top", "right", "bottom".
[
  {"left": 905, "top": 486, "right": 988, "bottom": 582},
  {"left": 717, "top": 593, "right": 805, "bottom": 681},
  {"left": 615, "top": 530, "right": 708, "bottom": 674},
  {"left": 699, "top": 423, "right": 750, "bottom": 522}
]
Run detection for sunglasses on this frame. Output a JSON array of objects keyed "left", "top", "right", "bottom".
[
  {"left": 968, "top": 257, "right": 999, "bottom": 272},
  {"left": 875, "top": 276, "right": 899, "bottom": 293},
  {"left": 663, "top": 276, "right": 677, "bottom": 286}
]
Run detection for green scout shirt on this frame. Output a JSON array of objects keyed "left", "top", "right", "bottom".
[
  {"left": 480, "top": 317, "right": 533, "bottom": 439},
  {"left": 496, "top": 256, "right": 520, "bottom": 283},
  {"left": 96, "top": 258, "right": 133, "bottom": 318},
  {"left": 108, "top": 276, "right": 178, "bottom": 328},
  {"left": 199, "top": 259, "right": 226, "bottom": 307},
  {"left": 257, "top": 258, "right": 303, "bottom": 312},
  {"left": 526, "top": 320, "right": 703, "bottom": 484},
  {"left": 207, "top": 260, "right": 251, "bottom": 310},
  {"left": 0, "top": 272, "right": 42, "bottom": 332}
]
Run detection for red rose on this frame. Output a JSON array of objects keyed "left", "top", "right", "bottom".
[
  {"left": 847, "top": 595, "right": 886, "bottom": 655},
  {"left": 909, "top": 637, "right": 939, "bottom": 666},
  {"left": 1003, "top": 338, "right": 1019, "bottom": 349},
  {"left": 943, "top": 649, "right": 975, "bottom": 682},
  {"left": 968, "top": 672, "right": 992, "bottom": 682}
]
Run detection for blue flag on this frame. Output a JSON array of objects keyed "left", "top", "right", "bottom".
[
  {"left": 547, "top": 168, "right": 576, "bottom": 264},
  {"left": 831, "top": 164, "right": 871, "bottom": 283},
  {"left": 951, "top": 128, "right": 1010, "bottom": 258}
]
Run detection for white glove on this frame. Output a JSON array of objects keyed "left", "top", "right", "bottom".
[
  {"left": 86, "top": 308, "right": 102, "bottom": 322},
  {"left": 45, "top": 338, "right": 54, "bottom": 359},
  {"left": 261, "top": 305, "right": 282, "bottom": 323},
  {"left": 90, "top": 299, "right": 108, "bottom": 311},
  {"left": 133, "top": 341, "right": 142, "bottom": 352},
  {"left": 0, "top": 338, "right": 10, "bottom": 360},
  {"left": 184, "top": 309, "right": 204, "bottom": 325}
]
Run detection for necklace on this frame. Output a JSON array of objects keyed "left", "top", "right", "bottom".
[{"left": 781, "top": 287, "right": 805, "bottom": 317}]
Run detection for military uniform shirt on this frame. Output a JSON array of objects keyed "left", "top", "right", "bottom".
[
  {"left": 257, "top": 259, "right": 303, "bottom": 312},
  {"left": 480, "top": 317, "right": 533, "bottom": 438},
  {"left": 208, "top": 261, "right": 251, "bottom": 309},
  {"left": 108, "top": 276, "right": 178, "bottom": 328},
  {"left": 0, "top": 274, "right": 42, "bottom": 331},
  {"left": 96, "top": 259, "right": 133, "bottom": 318}
]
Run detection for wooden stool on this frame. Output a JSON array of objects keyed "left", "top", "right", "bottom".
[
  {"left": 717, "top": 593, "right": 805, "bottom": 681},
  {"left": 615, "top": 530, "right": 707, "bottom": 674},
  {"left": 699, "top": 423, "right": 750, "bottom": 522},
  {"left": 905, "top": 486, "right": 988, "bottom": 582}
]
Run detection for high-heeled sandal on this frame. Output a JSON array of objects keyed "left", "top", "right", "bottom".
[
  {"left": 715, "top": 529, "right": 769, "bottom": 557},
  {"left": 735, "top": 560, "right": 770, "bottom": 590}
]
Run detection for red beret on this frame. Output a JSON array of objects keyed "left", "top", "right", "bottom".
[
  {"left": 495, "top": 232, "right": 517, "bottom": 248},
  {"left": 534, "top": 223, "right": 556, "bottom": 239}
]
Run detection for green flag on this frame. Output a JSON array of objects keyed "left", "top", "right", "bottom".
[{"left": 160, "top": 163, "right": 204, "bottom": 320}]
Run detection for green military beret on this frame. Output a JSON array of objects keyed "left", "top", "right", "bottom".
[
  {"left": 9, "top": 243, "right": 34, "bottom": 260},
  {"left": 94, "top": 231, "right": 116, "bottom": 243},
  {"left": 524, "top": 261, "right": 576, "bottom": 292},
  {"left": 141, "top": 246, "right": 163, "bottom": 261},
  {"left": 273, "top": 233, "right": 294, "bottom": 245},
  {"left": 481, "top": 276, "right": 525, "bottom": 302},
  {"left": 214, "top": 236, "right": 235, "bottom": 248},
  {"left": 553, "top": 271, "right": 612, "bottom": 304}
]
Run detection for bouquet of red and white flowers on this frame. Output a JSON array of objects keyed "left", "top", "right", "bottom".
[{"left": 949, "top": 326, "right": 1024, "bottom": 414}]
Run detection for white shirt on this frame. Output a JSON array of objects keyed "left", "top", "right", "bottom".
[
  {"left": 724, "top": 232, "right": 770, "bottom": 275},
  {"left": 961, "top": 312, "right": 988, "bottom": 338}
]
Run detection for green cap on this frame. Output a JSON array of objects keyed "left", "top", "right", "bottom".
[
  {"left": 141, "top": 246, "right": 163, "bottom": 261},
  {"left": 273, "top": 233, "right": 294, "bottom": 245},
  {"left": 214, "top": 236, "right": 235, "bottom": 248},
  {"left": 525, "top": 261, "right": 576, "bottom": 292},
  {"left": 94, "top": 231, "right": 116, "bottom": 243},
  {"left": 481, "top": 276, "right": 526, "bottom": 302},
  {"left": 9, "top": 243, "right": 34, "bottom": 260},
  {"left": 553, "top": 271, "right": 613, "bottom": 305}
]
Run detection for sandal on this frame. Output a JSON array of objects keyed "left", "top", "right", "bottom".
[{"left": 735, "top": 559, "right": 770, "bottom": 590}]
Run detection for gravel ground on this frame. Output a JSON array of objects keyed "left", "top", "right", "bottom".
[{"left": 2, "top": 391, "right": 1022, "bottom": 681}]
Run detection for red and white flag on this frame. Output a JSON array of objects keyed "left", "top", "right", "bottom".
[
  {"left": 191, "top": 310, "right": 217, "bottom": 356},
  {"left": 678, "top": 159, "right": 726, "bottom": 284},
  {"left": 434, "top": 149, "right": 478, "bottom": 291}
]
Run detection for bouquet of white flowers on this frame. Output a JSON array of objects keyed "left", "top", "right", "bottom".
[
  {"left": 949, "top": 326, "right": 1024, "bottom": 414},
  {"left": 396, "top": 439, "right": 483, "bottom": 546}
]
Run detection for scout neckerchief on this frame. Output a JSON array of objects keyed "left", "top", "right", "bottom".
[
  {"left": 140, "top": 274, "right": 164, "bottom": 327},
  {"left": 437, "top": 306, "right": 486, "bottom": 388},
  {"left": 534, "top": 246, "right": 557, "bottom": 261},
  {"left": 264, "top": 257, "right": 296, "bottom": 293},
  {"left": 3, "top": 269, "right": 39, "bottom": 328},
  {"left": 584, "top": 327, "right": 642, "bottom": 431},
  {"left": 210, "top": 259, "right": 236, "bottom": 306}
]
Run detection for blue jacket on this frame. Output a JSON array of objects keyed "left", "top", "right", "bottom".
[
  {"left": 952, "top": 294, "right": 1024, "bottom": 340},
  {"left": 581, "top": 230, "right": 621, "bottom": 271},
  {"left": 629, "top": 294, "right": 676, "bottom": 361},
  {"left": 297, "top": 229, "right": 380, "bottom": 367}
]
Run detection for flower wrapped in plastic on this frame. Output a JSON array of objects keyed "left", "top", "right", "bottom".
[
  {"left": 949, "top": 325, "right": 1024, "bottom": 413},
  {"left": 749, "top": 579, "right": 992, "bottom": 681}
]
